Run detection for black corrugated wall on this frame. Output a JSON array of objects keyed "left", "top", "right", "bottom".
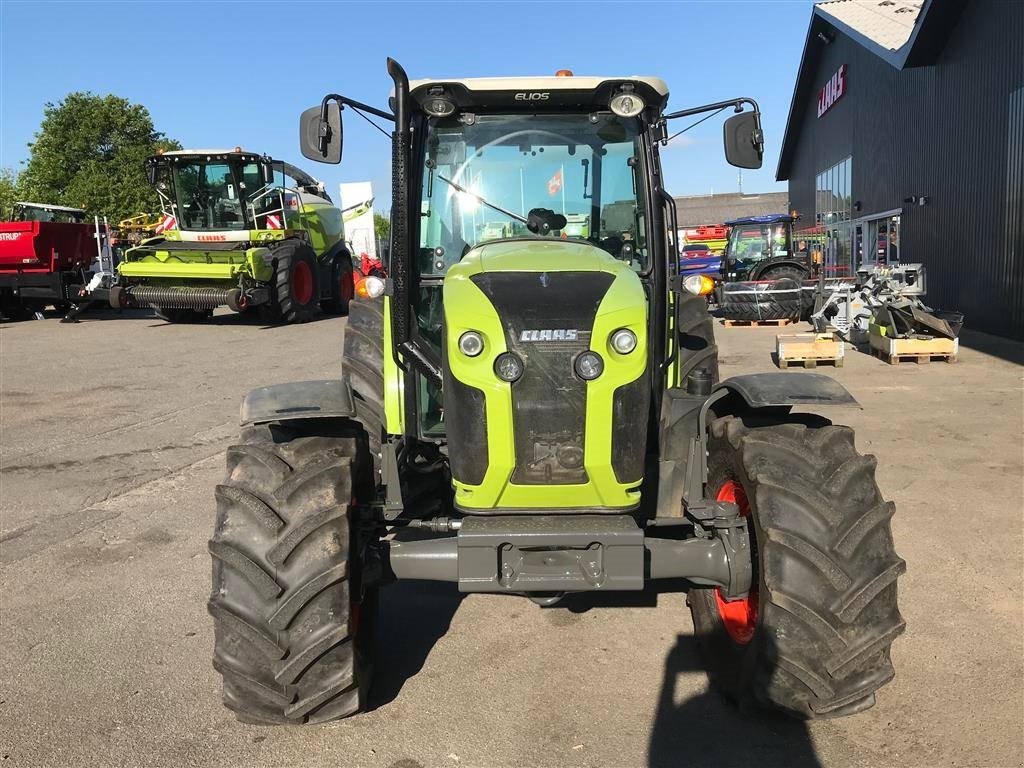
[{"left": 784, "top": 0, "right": 1024, "bottom": 340}]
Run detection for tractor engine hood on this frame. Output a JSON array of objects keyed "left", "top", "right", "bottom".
[{"left": 441, "top": 238, "right": 650, "bottom": 513}]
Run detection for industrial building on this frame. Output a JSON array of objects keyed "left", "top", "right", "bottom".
[{"left": 777, "top": 0, "right": 1024, "bottom": 340}]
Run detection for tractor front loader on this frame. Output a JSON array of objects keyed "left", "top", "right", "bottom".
[
  {"left": 208, "top": 61, "right": 905, "bottom": 725},
  {"left": 112, "top": 149, "right": 354, "bottom": 323}
]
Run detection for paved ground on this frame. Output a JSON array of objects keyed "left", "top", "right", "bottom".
[{"left": 1, "top": 307, "right": 1021, "bottom": 768}]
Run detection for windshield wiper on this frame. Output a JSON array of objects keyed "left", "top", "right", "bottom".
[{"left": 436, "top": 174, "right": 527, "bottom": 224}]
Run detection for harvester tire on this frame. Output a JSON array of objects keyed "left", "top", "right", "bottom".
[
  {"left": 342, "top": 297, "right": 385, "bottom": 480},
  {"left": 155, "top": 307, "right": 212, "bottom": 323},
  {"left": 689, "top": 415, "right": 905, "bottom": 718},
  {"left": 208, "top": 420, "right": 376, "bottom": 724},
  {"left": 321, "top": 253, "right": 355, "bottom": 316},
  {"left": 263, "top": 240, "right": 319, "bottom": 324}
]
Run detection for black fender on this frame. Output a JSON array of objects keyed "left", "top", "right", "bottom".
[
  {"left": 240, "top": 379, "right": 355, "bottom": 426},
  {"left": 711, "top": 372, "right": 857, "bottom": 413}
]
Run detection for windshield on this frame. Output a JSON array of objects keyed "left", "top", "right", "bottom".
[
  {"left": 14, "top": 205, "right": 84, "bottom": 223},
  {"left": 172, "top": 161, "right": 260, "bottom": 230},
  {"left": 726, "top": 222, "right": 792, "bottom": 264},
  {"left": 419, "top": 113, "right": 649, "bottom": 274}
]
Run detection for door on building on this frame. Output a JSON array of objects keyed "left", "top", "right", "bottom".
[{"left": 855, "top": 210, "right": 901, "bottom": 269}]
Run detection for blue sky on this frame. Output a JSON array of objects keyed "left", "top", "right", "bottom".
[{"left": 0, "top": 0, "right": 815, "bottom": 206}]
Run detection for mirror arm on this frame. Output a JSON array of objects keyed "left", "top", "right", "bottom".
[
  {"left": 318, "top": 93, "right": 395, "bottom": 123},
  {"left": 663, "top": 97, "right": 760, "bottom": 121}
]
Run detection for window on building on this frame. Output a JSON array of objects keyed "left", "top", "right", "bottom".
[{"left": 815, "top": 157, "right": 852, "bottom": 274}]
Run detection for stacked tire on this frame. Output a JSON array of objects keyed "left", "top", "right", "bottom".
[{"left": 719, "top": 278, "right": 804, "bottom": 323}]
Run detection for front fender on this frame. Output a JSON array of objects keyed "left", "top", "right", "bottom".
[
  {"left": 713, "top": 372, "right": 858, "bottom": 410},
  {"left": 240, "top": 379, "right": 355, "bottom": 426}
]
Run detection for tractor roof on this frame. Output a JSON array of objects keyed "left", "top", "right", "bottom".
[
  {"left": 15, "top": 201, "right": 86, "bottom": 213},
  {"left": 409, "top": 75, "right": 670, "bottom": 112},
  {"left": 726, "top": 213, "right": 795, "bottom": 226},
  {"left": 147, "top": 150, "right": 322, "bottom": 189}
]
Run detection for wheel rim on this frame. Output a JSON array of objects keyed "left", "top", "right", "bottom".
[
  {"left": 713, "top": 479, "right": 758, "bottom": 645},
  {"left": 292, "top": 260, "right": 313, "bottom": 305},
  {"left": 340, "top": 269, "right": 354, "bottom": 302}
]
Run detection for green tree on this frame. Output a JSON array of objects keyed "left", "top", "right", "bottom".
[
  {"left": 18, "top": 93, "right": 180, "bottom": 222},
  {"left": 374, "top": 211, "right": 390, "bottom": 246},
  {"left": 0, "top": 167, "right": 21, "bottom": 219}
]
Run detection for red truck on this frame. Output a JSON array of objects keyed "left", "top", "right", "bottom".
[{"left": 0, "top": 202, "right": 104, "bottom": 319}]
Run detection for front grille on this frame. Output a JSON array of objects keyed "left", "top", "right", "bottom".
[{"left": 471, "top": 271, "right": 614, "bottom": 485}]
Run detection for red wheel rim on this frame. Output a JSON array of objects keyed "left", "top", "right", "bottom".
[
  {"left": 713, "top": 479, "right": 758, "bottom": 645},
  {"left": 340, "top": 269, "right": 354, "bottom": 302},
  {"left": 292, "top": 260, "right": 313, "bottom": 305}
]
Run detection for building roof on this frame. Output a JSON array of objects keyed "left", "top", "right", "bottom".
[
  {"left": 776, "top": 0, "right": 966, "bottom": 180},
  {"left": 673, "top": 191, "right": 790, "bottom": 228},
  {"left": 816, "top": 0, "right": 924, "bottom": 54}
]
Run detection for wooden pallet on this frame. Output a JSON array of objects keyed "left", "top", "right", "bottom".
[
  {"left": 868, "top": 331, "right": 958, "bottom": 365},
  {"left": 722, "top": 318, "right": 796, "bottom": 328},
  {"left": 776, "top": 332, "right": 844, "bottom": 369}
]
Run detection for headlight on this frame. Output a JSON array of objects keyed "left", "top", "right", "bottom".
[
  {"left": 574, "top": 351, "right": 604, "bottom": 380},
  {"left": 683, "top": 274, "right": 716, "bottom": 296},
  {"left": 610, "top": 91, "right": 645, "bottom": 118},
  {"left": 610, "top": 328, "right": 637, "bottom": 354},
  {"left": 458, "top": 331, "right": 484, "bottom": 357},
  {"left": 494, "top": 352, "right": 523, "bottom": 382}
]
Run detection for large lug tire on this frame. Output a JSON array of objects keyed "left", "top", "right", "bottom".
[
  {"left": 689, "top": 415, "right": 906, "bottom": 718},
  {"left": 342, "top": 297, "right": 386, "bottom": 480},
  {"left": 154, "top": 307, "right": 212, "bottom": 323},
  {"left": 719, "top": 278, "right": 803, "bottom": 322},
  {"left": 755, "top": 265, "right": 813, "bottom": 318},
  {"left": 675, "top": 289, "right": 720, "bottom": 385},
  {"left": 208, "top": 421, "right": 376, "bottom": 724},
  {"left": 321, "top": 253, "right": 355, "bottom": 316},
  {"left": 262, "top": 240, "right": 319, "bottom": 324}
]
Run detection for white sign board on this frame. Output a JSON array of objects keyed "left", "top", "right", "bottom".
[{"left": 339, "top": 181, "right": 376, "bottom": 260}]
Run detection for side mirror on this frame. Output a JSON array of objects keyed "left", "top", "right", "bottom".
[
  {"left": 300, "top": 102, "right": 342, "bottom": 164},
  {"left": 723, "top": 111, "right": 764, "bottom": 169},
  {"left": 260, "top": 160, "right": 274, "bottom": 186}
]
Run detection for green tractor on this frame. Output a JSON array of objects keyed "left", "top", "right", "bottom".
[
  {"left": 208, "top": 61, "right": 904, "bottom": 724},
  {"left": 111, "top": 148, "right": 354, "bottom": 323}
]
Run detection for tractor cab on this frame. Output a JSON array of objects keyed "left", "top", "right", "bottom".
[
  {"left": 720, "top": 213, "right": 811, "bottom": 282},
  {"left": 145, "top": 148, "right": 333, "bottom": 237}
]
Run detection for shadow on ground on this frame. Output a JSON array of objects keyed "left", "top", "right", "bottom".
[
  {"left": 369, "top": 579, "right": 465, "bottom": 709},
  {"left": 647, "top": 633, "right": 822, "bottom": 768}
]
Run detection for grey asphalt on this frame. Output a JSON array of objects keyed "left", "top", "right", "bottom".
[{"left": 1, "top": 308, "right": 1021, "bottom": 768}]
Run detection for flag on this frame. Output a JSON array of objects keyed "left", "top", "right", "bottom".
[{"left": 547, "top": 168, "right": 563, "bottom": 197}]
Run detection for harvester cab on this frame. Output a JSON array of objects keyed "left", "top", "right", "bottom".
[
  {"left": 207, "top": 60, "right": 903, "bottom": 725},
  {"left": 112, "top": 148, "right": 355, "bottom": 323}
]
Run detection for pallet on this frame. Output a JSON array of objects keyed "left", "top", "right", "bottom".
[
  {"left": 776, "top": 332, "right": 844, "bottom": 369},
  {"left": 721, "top": 318, "right": 796, "bottom": 328},
  {"left": 868, "top": 331, "right": 958, "bottom": 365}
]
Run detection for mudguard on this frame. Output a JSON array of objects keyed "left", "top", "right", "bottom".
[
  {"left": 713, "top": 372, "right": 858, "bottom": 409},
  {"left": 240, "top": 379, "right": 355, "bottom": 426}
]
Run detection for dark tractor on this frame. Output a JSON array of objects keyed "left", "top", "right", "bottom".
[{"left": 207, "top": 60, "right": 904, "bottom": 724}]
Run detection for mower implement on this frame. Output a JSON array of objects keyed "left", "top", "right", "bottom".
[
  {"left": 208, "top": 61, "right": 904, "bottom": 724},
  {"left": 112, "top": 149, "right": 355, "bottom": 323}
]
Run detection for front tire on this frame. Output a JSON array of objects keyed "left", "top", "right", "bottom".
[
  {"left": 208, "top": 421, "right": 376, "bottom": 724},
  {"left": 262, "top": 240, "right": 319, "bottom": 324},
  {"left": 321, "top": 253, "right": 355, "bottom": 316},
  {"left": 689, "top": 415, "right": 906, "bottom": 718}
]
